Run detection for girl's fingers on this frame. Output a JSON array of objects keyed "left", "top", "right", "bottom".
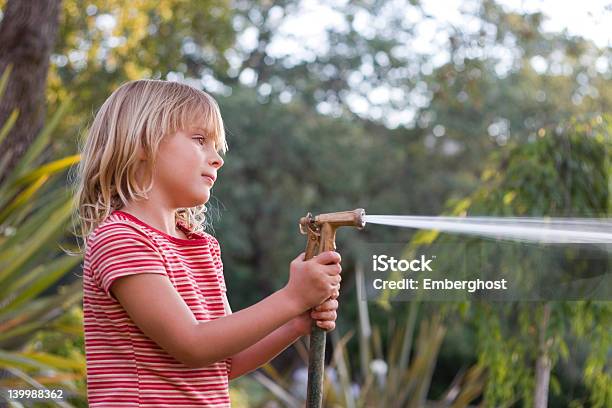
[
  {"left": 315, "top": 299, "right": 338, "bottom": 311},
  {"left": 316, "top": 321, "right": 335, "bottom": 331},
  {"left": 311, "top": 310, "right": 337, "bottom": 320},
  {"left": 326, "top": 281, "right": 340, "bottom": 299},
  {"left": 324, "top": 263, "right": 342, "bottom": 276},
  {"left": 315, "top": 251, "right": 341, "bottom": 265}
]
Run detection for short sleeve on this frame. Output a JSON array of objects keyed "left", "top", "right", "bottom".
[
  {"left": 88, "top": 223, "right": 168, "bottom": 300},
  {"left": 226, "top": 356, "right": 233, "bottom": 378},
  {"left": 208, "top": 235, "right": 231, "bottom": 377},
  {"left": 208, "top": 235, "right": 227, "bottom": 293}
]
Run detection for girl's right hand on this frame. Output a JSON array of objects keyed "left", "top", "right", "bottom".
[{"left": 284, "top": 251, "right": 342, "bottom": 313}]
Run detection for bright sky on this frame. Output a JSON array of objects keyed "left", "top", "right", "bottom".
[
  {"left": 500, "top": 0, "right": 611, "bottom": 48},
  {"left": 250, "top": 0, "right": 611, "bottom": 60},
  {"left": 84, "top": 0, "right": 611, "bottom": 127},
  {"left": 231, "top": 0, "right": 610, "bottom": 128}
]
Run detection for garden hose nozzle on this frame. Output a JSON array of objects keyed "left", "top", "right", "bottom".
[{"left": 298, "top": 208, "right": 366, "bottom": 408}]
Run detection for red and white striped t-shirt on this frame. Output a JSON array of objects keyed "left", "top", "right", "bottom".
[{"left": 83, "top": 210, "right": 232, "bottom": 407}]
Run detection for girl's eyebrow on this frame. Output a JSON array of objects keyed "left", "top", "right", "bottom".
[{"left": 189, "top": 127, "right": 219, "bottom": 148}]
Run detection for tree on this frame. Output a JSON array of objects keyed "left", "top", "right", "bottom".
[
  {"left": 0, "top": 0, "right": 62, "bottom": 183},
  {"left": 47, "top": 0, "right": 235, "bottom": 153},
  {"left": 404, "top": 115, "right": 611, "bottom": 407}
]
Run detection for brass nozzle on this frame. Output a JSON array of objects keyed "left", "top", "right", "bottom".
[{"left": 299, "top": 209, "right": 366, "bottom": 233}]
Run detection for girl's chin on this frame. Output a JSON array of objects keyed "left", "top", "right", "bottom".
[
  {"left": 197, "top": 191, "right": 211, "bottom": 205},
  {"left": 179, "top": 192, "right": 210, "bottom": 208}
]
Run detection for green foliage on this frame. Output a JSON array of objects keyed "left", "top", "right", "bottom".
[
  {"left": 213, "top": 86, "right": 438, "bottom": 309},
  {"left": 2, "top": 0, "right": 610, "bottom": 404},
  {"left": 0, "top": 67, "right": 86, "bottom": 407},
  {"left": 246, "top": 293, "right": 485, "bottom": 407},
  {"left": 405, "top": 116, "right": 610, "bottom": 407},
  {"left": 469, "top": 116, "right": 610, "bottom": 217},
  {"left": 47, "top": 0, "right": 236, "bottom": 158}
]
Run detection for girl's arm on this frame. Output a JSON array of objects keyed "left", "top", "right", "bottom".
[
  {"left": 110, "top": 251, "right": 341, "bottom": 369},
  {"left": 227, "top": 320, "right": 303, "bottom": 380},
  {"left": 223, "top": 292, "right": 339, "bottom": 381}
]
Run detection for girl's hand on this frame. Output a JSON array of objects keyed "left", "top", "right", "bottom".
[
  {"left": 291, "top": 295, "right": 339, "bottom": 336},
  {"left": 284, "top": 251, "right": 342, "bottom": 313}
]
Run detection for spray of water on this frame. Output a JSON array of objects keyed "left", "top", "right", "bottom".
[{"left": 363, "top": 215, "right": 612, "bottom": 244}]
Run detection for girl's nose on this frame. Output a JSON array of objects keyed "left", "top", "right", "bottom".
[{"left": 210, "top": 151, "right": 224, "bottom": 168}]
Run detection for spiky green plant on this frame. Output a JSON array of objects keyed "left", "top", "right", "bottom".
[
  {"left": 247, "top": 265, "right": 485, "bottom": 408},
  {"left": 0, "top": 65, "right": 85, "bottom": 407}
]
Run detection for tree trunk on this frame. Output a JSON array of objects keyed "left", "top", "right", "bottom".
[
  {"left": 0, "top": 0, "right": 62, "bottom": 183},
  {"left": 534, "top": 302, "right": 551, "bottom": 408}
]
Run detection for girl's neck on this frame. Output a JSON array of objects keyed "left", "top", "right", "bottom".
[{"left": 118, "top": 205, "right": 187, "bottom": 240}]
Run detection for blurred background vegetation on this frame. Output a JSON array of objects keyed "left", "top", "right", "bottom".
[{"left": 0, "top": 0, "right": 609, "bottom": 406}]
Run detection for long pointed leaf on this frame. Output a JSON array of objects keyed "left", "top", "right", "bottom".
[
  {"left": 0, "top": 280, "right": 81, "bottom": 326},
  {"left": 330, "top": 329, "right": 356, "bottom": 408},
  {"left": 0, "top": 350, "right": 54, "bottom": 371},
  {"left": 12, "top": 155, "right": 80, "bottom": 186},
  {"left": 0, "top": 372, "right": 83, "bottom": 388},
  {"left": 0, "top": 174, "right": 49, "bottom": 224},
  {"left": 18, "top": 352, "right": 84, "bottom": 371},
  {"left": 0, "top": 281, "right": 82, "bottom": 348},
  {"left": 5, "top": 98, "right": 71, "bottom": 182},
  {"left": 0, "top": 64, "right": 12, "bottom": 100},
  {"left": 0, "top": 255, "right": 81, "bottom": 313},
  {"left": 0, "top": 97, "right": 71, "bottom": 207},
  {"left": 0, "top": 199, "right": 74, "bottom": 285},
  {"left": 252, "top": 371, "right": 300, "bottom": 408},
  {"left": 0, "top": 186, "right": 71, "bottom": 259},
  {"left": 0, "top": 109, "right": 18, "bottom": 147}
]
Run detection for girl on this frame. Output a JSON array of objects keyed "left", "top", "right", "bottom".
[{"left": 72, "top": 79, "right": 342, "bottom": 407}]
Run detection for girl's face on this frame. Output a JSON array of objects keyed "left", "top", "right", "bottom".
[{"left": 151, "top": 126, "right": 224, "bottom": 208}]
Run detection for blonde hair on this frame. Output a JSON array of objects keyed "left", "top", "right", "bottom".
[{"left": 69, "top": 79, "right": 228, "bottom": 254}]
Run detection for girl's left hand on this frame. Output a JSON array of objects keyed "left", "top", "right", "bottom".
[{"left": 291, "top": 297, "right": 339, "bottom": 336}]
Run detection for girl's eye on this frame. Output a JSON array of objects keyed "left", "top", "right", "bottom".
[{"left": 194, "top": 136, "right": 207, "bottom": 146}]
